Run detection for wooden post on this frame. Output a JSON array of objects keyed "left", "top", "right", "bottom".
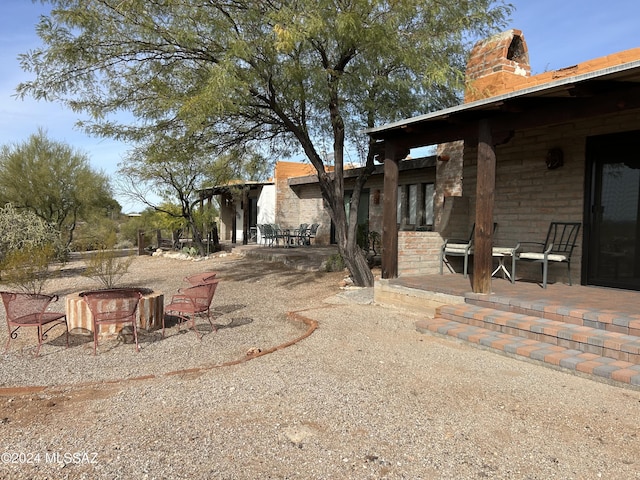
[
  {"left": 137, "top": 229, "right": 145, "bottom": 256},
  {"left": 381, "top": 141, "right": 408, "bottom": 279},
  {"left": 473, "top": 119, "right": 496, "bottom": 294},
  {"left": 242, "top": 186, "right": 249, "bottom": 246}
]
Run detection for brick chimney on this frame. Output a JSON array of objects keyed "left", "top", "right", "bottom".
[{"left": 465, "top": 29, "right": 531, "bottom": 102}]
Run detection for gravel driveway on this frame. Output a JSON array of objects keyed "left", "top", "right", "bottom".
[{"left": 0, "top": 253, "right": 639, "bottom": 479}]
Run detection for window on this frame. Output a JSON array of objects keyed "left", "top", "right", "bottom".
[{"left": 397, "top": 183, "right": 434, "bottom": 230}]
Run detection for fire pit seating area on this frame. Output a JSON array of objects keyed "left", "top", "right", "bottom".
[{"left": 4, "top": 271, "right": 220, "bottom": 356}]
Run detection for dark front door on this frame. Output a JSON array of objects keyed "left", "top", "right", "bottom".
[{"left": 586, "top": 130, "right": 640, "bottom": 290}]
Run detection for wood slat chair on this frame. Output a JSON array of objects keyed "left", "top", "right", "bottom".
[
  {"left": 81, "top": 289, "right": 142, "bottom": 355},
  {"left": 1, "top": 291, "right": 68, "bottom": 357},
  {"left": 163, "top": 280, "right": 219, "bottom": 339},
  {"left": 516, "top": 222, "right": 581, "bottom": 288}
]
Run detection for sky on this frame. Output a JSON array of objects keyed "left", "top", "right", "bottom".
[{"left": 1, "top": 0, "right": 639, "bottom": 213}]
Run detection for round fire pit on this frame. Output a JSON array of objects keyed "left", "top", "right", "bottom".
[{"left": 66, "top": 288, "right": 164, "bottom": 337}]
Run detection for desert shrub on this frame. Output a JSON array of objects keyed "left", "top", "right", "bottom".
[
  {"left": 82, "top": 231, "right": 134, "bottom": 288},
  {"left": 0, "top": 243, "right": 58, "bottom": 294},
  {"left": 0, "top": 203, "right": 63, "bottom": 262},
  {"left": 325, "top": 253, "right": 346, "bottom": 272}
]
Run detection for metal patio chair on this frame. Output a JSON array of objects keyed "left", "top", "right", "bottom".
[
  {"left": 440, "top": 223, "right": 497, "bottom": 278},
  {"left": 516, "top": 222, "right": 581, "bottom": 288},
  {"left": 301, "top": 223, "right": 320, "bottom": 246},
  {"left": 81, "top": 289, "right": 142, "bottom": 355},
  {"left": 1, "top": 291, "right": 68, "bottom": 357},
  {"left": 164, "top": 280, "right": 219, "bottom": 339}
]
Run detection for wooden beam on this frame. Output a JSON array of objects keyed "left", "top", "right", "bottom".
[{"left": 473, "top": 119, "right": 496, "bottom": 294}]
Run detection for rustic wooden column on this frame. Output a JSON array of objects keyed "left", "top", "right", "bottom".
[
  {"left": 381, "top": 141, "right": 409, "bottom": 279},
  {"left": 242, "top": 186, "right": 249, "bottom": 245},
  {"left": 473, "top": 119, "right": 496, "bottom": 294},
  {"left": 138, "top": 229, "right": 145, "bottom": 256}
]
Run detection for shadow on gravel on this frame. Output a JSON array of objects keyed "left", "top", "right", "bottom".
[
  {"left": 212, "top": 304, "right": 246, "bottom": 315},
  {"left": 216, "top": 317, "right": 253, "bottom": 330}
]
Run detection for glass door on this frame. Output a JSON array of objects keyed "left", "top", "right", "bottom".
[{"left": 586, "top": 131, "right": 640, "bottom": 290}]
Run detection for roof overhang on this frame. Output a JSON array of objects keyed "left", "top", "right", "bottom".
[
  {"left": 288, "top": 156, "right": 437, "bottom": 187},
  {"left": 199, "top": 180, "right": 274, "bottom": 196},
  {"left": 366, "top": 60, "right": 640, "bottom": 149}
]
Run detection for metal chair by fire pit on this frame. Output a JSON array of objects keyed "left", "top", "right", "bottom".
[
  {"left": 81, "top": 289, "right": 142, "bottom": 355},
  {"left": 164, "top": 280, "right": 219, "bottom": 339},
  {"left": 1, "top": 291, "right": 68, "bottom": 357}
]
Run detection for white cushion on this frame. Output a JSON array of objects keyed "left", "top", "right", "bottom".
[
  {"left": 519, "top": 252, "right": 567, "bottom": 262},
  {"left": 444, "top": 245, "right": 471, "bottom": 255}
]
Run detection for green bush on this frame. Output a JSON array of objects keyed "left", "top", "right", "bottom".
[
  {"left": 325, "top": 253, "right": 346, "bottom": 272},
  {"left": 82, "top": 231, "right": 134, "bottom": 288},
  {"left": 83, "top": 249, "right": 134, "bottom": 289},
  {"left": 0, "top": 244, "right": 58, "bottom": 294}
]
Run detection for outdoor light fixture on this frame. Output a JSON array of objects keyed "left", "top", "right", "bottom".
[{"left": 546, "top": 147, "right": 564, "bottom": 170}]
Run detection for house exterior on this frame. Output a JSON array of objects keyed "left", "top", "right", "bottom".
[
  {"left": 208, "top": 156, "right": 439, "bottom": 249},
  {"left": 367, "top": 29, "right": 640, "bottom": 292},
  {"left": 203, "top": 162, "right": 327, "bottom": 245}
]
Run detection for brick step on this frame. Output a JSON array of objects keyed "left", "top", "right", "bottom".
[
  {"left": 436, "top": 304, "right": 640, "bottom": 364},
  {"left": 465, "top": 292, "right": 640, "bottom": 336},
  {"left": 415, "top": 316, "right": 640, "bottom": 387}
]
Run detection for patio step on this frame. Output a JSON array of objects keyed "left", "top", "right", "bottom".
[
  {"left": 415, "top": 304, "right": 640, "bottom": 388},
  {"left": 465, "top": 291, "right": 640, "bottom": 337}
]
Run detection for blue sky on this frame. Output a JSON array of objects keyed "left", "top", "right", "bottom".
[{"left": 1, "top": 0, "right": 639, "bottom": 212}]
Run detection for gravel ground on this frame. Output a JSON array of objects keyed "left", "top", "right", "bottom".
[{"left": 1, "top": 252, "right": 639, "bottom": 479}]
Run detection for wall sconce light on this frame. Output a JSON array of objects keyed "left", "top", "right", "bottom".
[
  {"left": 437, "top": 154, "right": 450, "bottom": 162},
  {"left": 373, "top": 189, "right": 381, "bottom": 205},
  {"left": 546, "top": 147, "right": 564, "bottom": 170}
]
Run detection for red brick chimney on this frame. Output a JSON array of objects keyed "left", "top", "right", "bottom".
[{"left": 465, "top": 29, "right": 531, "bottom": 102}]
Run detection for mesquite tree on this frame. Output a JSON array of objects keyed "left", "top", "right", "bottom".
[{"left": 17, "top": 0, "right": 512, "bottom": 285}]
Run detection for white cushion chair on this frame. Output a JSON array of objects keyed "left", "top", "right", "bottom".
[{"left": 516, "top": 222, "right": 581, "bottom": 288}]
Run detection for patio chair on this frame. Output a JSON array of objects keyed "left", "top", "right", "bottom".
[
  {"left": 440, "top": 223, "right": 497, "bottom": 278},
  {"left": 440, "top": 225, "right": 474, "bottom": 278},
  {"left": 184, "top": 271, "right": 217, "bottom": 286},
  {"left": 261, "top": 224, "right": 277, "bottom": 247},
  {"left": 163, "top": 280, "right": 219, "bottom": 339},
  {"left": 292, "top": 223, "right": 309, "bottom": 246},
  {"left": 301, "top": 223, "right": 320, "bottom": 246},
  {"left": 516, "top": 222, "right": 581, "bottom": 288},
  {"left": 271, "top": 223, "right": 289, "bottom": 247},
  {"left": 81, "top": 289, "right": 142, "bottom": 355},
  {"left": 1, "top": 291, "right": 68, "bottom": 357}
]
